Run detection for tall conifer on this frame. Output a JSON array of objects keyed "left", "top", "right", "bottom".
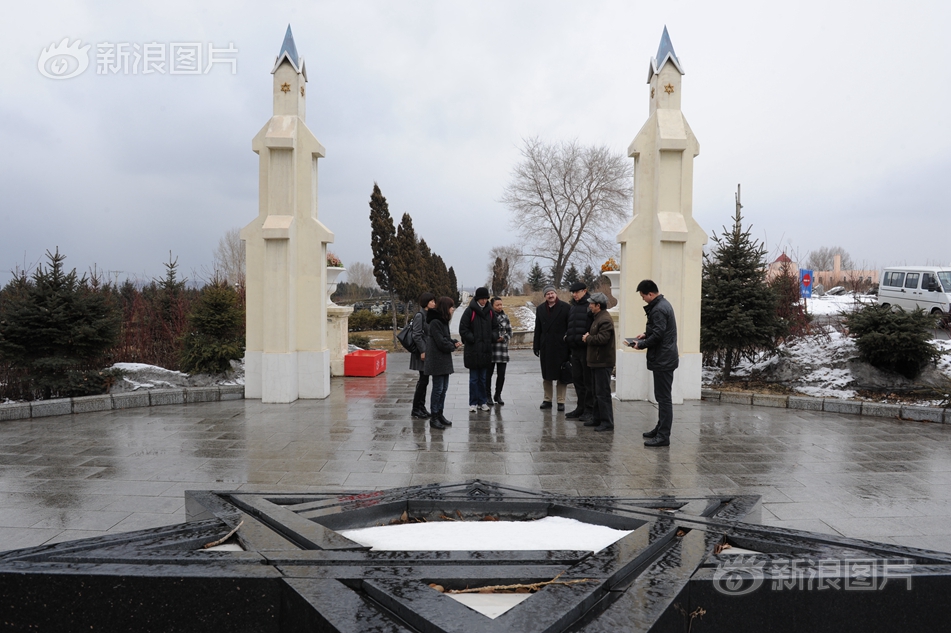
[
  {"left": 369, "top": 183, "right": 399, "bottom": 341},
  {"left": 701, "top": 192, "right": 781, "bottom": 378}
]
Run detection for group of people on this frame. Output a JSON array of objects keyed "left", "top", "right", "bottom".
[
  {"left": 407, "top": 277, "right": 679, "bottom": 447},
  {"left": 533, "top": 278, "right": 679, "bottom": 446},
  {"left": 408, "top": 287, "right": 512, "bottom": 430}
]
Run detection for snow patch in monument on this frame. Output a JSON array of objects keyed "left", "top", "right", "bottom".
[{"left": 339, "top": 516, "right": 632, "bottom": 552}]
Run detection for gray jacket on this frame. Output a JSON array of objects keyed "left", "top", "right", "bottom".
[
  {"left": 640, "top": 295, "right": 679, "bottom": 372},
  {"left": 408, "top": 310, "right": 426, "bottom": 372}
]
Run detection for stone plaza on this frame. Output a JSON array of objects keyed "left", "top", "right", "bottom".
[{"left": 3, "top": 349, "right": 951, "bottom": 555}]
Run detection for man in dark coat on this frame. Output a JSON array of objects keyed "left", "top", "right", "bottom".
[
  {"left": 533, "top": 285, "right": 570, "bottom": 411},
  {"left": 564, "top": 281, "right": 595, "bottom": 421},
  {"left": 460, "top": 287, "right": 498, "bottom": 412},
  {"left": 582, "top": 292, "right": 615, "bottom": 432},
  {"left": 629, "top": 279, "right": 679, "bottom": 447}
]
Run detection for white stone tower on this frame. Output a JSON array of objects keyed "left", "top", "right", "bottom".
[
  {"left": 241, "top": 26, "right": 334, "bottom": 403},
  {"left": 615, "top": 27, "right": 707, "bottom": 403}
]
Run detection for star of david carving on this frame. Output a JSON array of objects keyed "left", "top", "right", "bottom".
[
  {"left": 280, "top": 82, "right": 291, "bottom": 93},
  {"left": 2, "top": 480, "right": 947, "bottom": 631},
  {"left": 664, "top": 83, "right": 675, "bottom": 94},
  {"left": 300, "top": 86, "right": 305, "bottom": 97},
  {"left": 651, "top": 87, "right": 655, "bottom": 98}
]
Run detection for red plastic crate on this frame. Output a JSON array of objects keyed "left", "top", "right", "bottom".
[{"left": 344, "top": 350, "right": 387, "bottom": 377}]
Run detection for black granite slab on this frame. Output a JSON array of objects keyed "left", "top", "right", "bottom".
[{"left": 2, "top": 480, "right": 950, "bottom": 631}]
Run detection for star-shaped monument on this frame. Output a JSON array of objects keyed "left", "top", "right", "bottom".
[
  {"left": 1, "top": 480, "right": 948, "bottom": 631},
  {"left": 280, "top": 82, "right": 291, "bottom": 93}
]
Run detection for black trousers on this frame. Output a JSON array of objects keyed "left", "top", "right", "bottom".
[
  {"left": 570, "top": 349, "right": 595, "bottom": 412},
  {"left": 413, "top": 371, "right": 429, "bottom": 411},
  {"left": 591, "top": 366, "right": 614, "bottom": 427},
  {"left": 486, "top": 362, "right": 507, "bottom": 398},
  {"left": 652, "top": 370, "right": 674, "bottom": 440}
]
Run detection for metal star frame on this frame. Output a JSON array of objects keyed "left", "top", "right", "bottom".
[{"left": 3, "top": 480, "right": 951, "bottom": 631}]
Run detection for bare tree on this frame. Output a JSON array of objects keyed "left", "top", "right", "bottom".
[
  {"left": 345, "top": 261, "right": 377, "bottom": 290},
  {"left": 501, "top": 137, "right": 632, "bottom": 288},
  {"left": 213, "top": 227, "right": 245, "bottom": 287},
  {"left": 804, "top": 246, "right": 854, "bottom": 272}
]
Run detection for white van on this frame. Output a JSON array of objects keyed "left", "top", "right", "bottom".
[{"left": 877, "top": 266, "right": 951, "bottom": 314}]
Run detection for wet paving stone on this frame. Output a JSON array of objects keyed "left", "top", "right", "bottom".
[{"left": 3, "top": 350, "right": 951, "bottom": 554}]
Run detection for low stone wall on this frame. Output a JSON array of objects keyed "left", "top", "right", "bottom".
[
  {"left": 701, "top": 389, "right": 951, "bottom": 423},
  {"left": 510, "top": 330, "right": 534, "bottom": 349},
  {"left": 0, "top": 385, "right": 245, "bottom": 421}
]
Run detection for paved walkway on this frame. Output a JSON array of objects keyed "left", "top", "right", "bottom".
[{"left": 3, "top": 350, "right": 951, "bottom": 553}]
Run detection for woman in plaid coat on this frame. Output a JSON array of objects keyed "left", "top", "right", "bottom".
[{"left": 486, "top": 297, "right": 512, "bottom": 405}]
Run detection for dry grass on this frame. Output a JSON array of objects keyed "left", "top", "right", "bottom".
[{"left": 361, "top": 330, "right": 402, "bottom": 353}]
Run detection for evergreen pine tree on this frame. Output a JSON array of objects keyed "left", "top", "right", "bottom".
[
  {"left": 0, "top": 249, "right": 120, "bottom": 399},
  {"left": 527, "top": 262, "right": 546, "bottom": 292},
  {"left": 491, "top": 257, "right": 508, "bottom": 296},
  {"left": 701, "top": 193, "right": 781, "bottom": 378},
  {"left": 563, "top": 263, "right": 580, "bottom": 287},
  {"left": 447, "top": 267, "right": 459, "bottom": 305},
  {"left": 429, "top": 251, "right": 451, "bottom": 301},
  {"left": 392, "top": 213, "right": 423, "bottom": 324},
  {"left": 369, "top": 183, "right": 399, "bottom": 342},
  {"left": 581, "top": 264, "right": 599, "bottom": 290},
  {"left": 180, "top": 281, "right": 245, "bottom": 375}
]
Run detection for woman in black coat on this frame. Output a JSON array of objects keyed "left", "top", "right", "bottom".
[
  {"left": 423, "top": 296, "right": 461, "bottom": 429},
  {"left": 459, "top": 287, "right": 498, "bottom": 412}
]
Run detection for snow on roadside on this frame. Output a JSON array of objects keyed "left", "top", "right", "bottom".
[
  {"left": 108, "top": 360, "right": 244, "bottom": 392},
  {"left": 804, "top": 293, "right": 876, "bottom": 316},
  {"left": 709, "top": 327, "right": 951, "bottom": 402}
]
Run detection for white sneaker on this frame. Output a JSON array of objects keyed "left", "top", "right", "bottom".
[
  {"left": 479, "top": 404, "right": 490, "bottom": 411},
  {"left": 469, "top": 405, "right": 477, "bottom": 413}
]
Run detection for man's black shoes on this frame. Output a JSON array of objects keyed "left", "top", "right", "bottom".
[
  {"left": 644, "top": 437, "right": 669, "bottom": 447},
  {"left": 539, "top": 401, "right": 553, "bottom": 409},
  {"left": 643, "top": 429, "right": 658, "bottom": 439},
  {"left": 565, "top": 408, "right": 583, "bottom": 419},
  {"left": 594, "top": 423, "right": 614, "bottom": 432},
  {"left": 579, "top": 412, "right": 593, "bottom": 422},
  {"left": 557, "top": 403, "right": 565, "bottom": 412},
  {"left": 583, "top": 419, "right": 599, "bottom": 427}
]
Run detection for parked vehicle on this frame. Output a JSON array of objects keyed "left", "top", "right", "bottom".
[{"left": 877, "top": 266, "right": 951, "bottom": 315}]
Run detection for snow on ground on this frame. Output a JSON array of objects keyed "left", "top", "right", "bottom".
[
  {"left": 707, "top": 327, "right": 951, "bottom": 402},
  {"left": 340, "top": 516, "right": 632, "bottom": 553},
  {"left": 804, "top": 293, "right": 876, "bottom": 316},
  {"left": 108, "top": 360, "right": 244, "bottom": 392},
  {"left": 512, "top": 306, "right": 536, "bottom": 331}
]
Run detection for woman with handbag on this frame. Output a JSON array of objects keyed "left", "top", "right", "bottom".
[{"left": 410, "top": 292, "right": 436, "bottom": 419}]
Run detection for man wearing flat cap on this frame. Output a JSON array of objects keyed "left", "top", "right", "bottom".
[
  {"left": 533, "top": 285, "right": 570, "bottom": 410},
  {"left": 582, "top": 292, "right": 615, "bottom": 431},
  {"left": 564, "top": 280, "right": 595, "bottom": 422}
]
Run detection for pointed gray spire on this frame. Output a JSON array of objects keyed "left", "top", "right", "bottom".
[
  {"left": 648, "top": 26, "right": 684, "bottom": 82},
  {"left": 272, "top": 24, "right": 302, "bottom": 74}
]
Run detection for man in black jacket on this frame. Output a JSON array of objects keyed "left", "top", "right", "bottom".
[
  {"left": 564, "top": 281, "right": 595, "bottom": 421},
  {"left": 460, "top": 287, "right": 499, "bottom": 412},
  {"left": 533, "top": 285, "right": 570, "bottom": 411},
  {"left": 629, "top": 279, "right": 678, "bottom": 447}
]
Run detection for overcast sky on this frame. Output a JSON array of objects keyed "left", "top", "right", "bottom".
[{"left": 2, "top": 0, "right": 950, "bottom": 289}]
